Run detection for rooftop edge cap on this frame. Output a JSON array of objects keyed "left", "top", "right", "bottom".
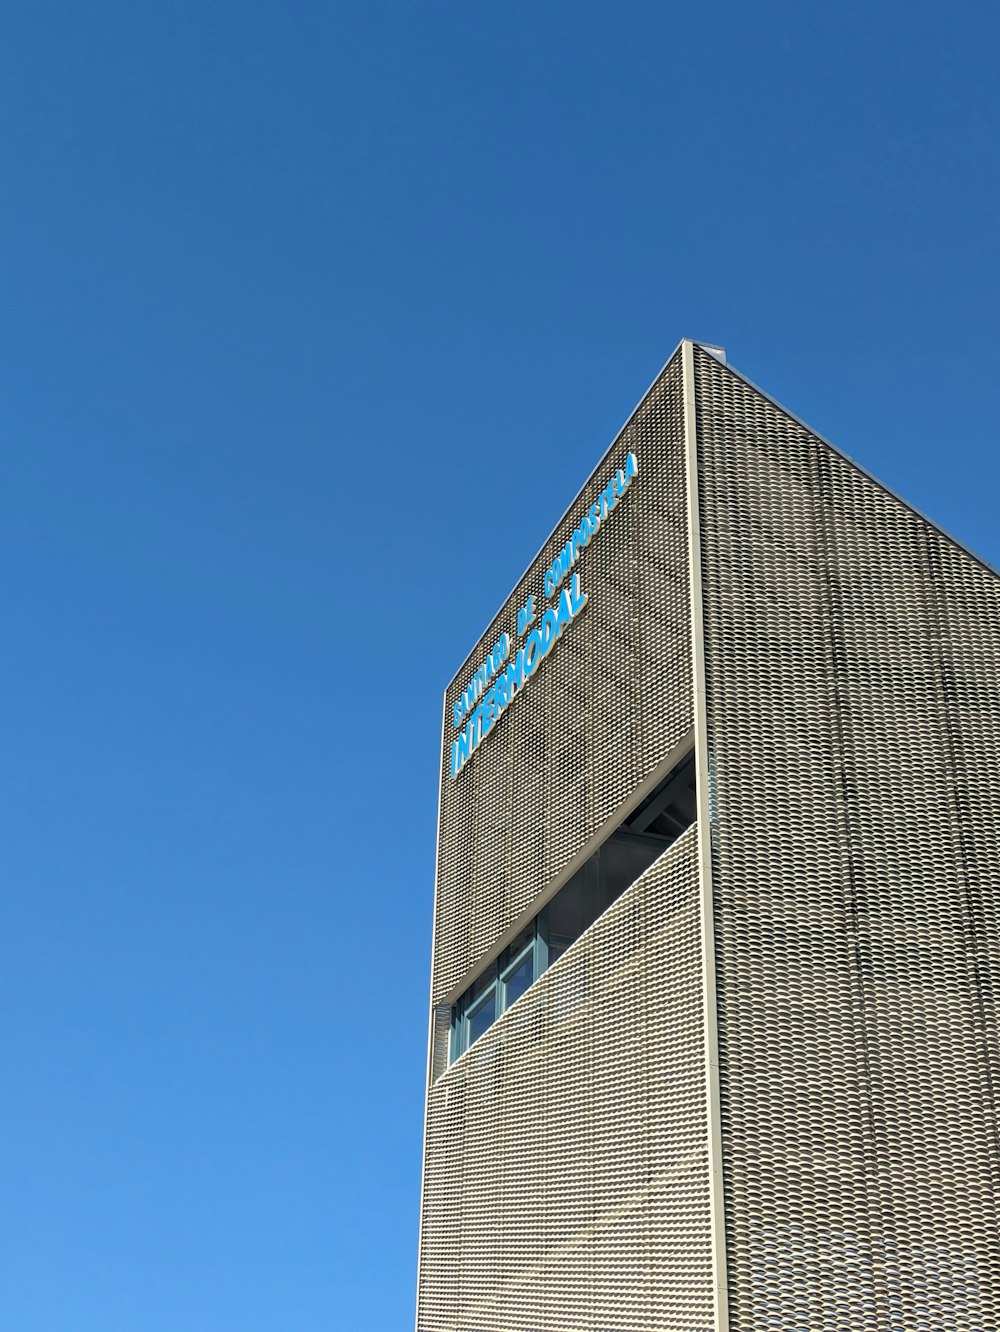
[{"left": 694, "top": 341, "right": 727, "bottom": 365}]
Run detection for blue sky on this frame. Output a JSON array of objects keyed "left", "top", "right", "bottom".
[{"left": 2, "top": 3, "right": 998, "bottom": 1329}]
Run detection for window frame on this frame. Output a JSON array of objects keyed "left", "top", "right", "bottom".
[
  {"left": 466, "top": 982, "right": 498, "bottom": 1045},
  {"left": 499, "top": 939, "right": 535, "bottom": 1012}
]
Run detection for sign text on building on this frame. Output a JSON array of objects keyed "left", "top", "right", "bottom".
[{"left": 449, "top": 451, "right": 638, "bottom": 778}]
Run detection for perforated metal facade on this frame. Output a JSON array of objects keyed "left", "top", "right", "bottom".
[
  {"left": 418, "top": 343, "right": 1000, "bottom": 1331},
  {"left": 420, "top": 829, "right": 713, "bottom": 1331},
  {"left": 433, "top": 353, "right": 691, "bottom": 1008},
  {"left": 694, "top": 346, "right": 1000, "bottom": 1330}
]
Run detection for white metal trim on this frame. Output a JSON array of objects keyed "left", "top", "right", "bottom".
[
  {"left": 683, "top": 338, "right": 731, "bottom": 1332},
  {"left": 414, "top": 687, "right": 449, "bottom": 1331}
]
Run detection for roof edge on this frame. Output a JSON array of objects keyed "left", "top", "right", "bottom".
[{"left": 706, "top": 347, "right": 999, "bottom": 583}]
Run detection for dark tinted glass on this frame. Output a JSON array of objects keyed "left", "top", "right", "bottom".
[
  {"left": 503, "top": 953, "right": 534, "bottom": 1008},
  {"left": 468, "top": 988, "right": 497, "bottom": 1044}
]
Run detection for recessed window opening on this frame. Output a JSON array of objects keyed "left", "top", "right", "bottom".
[{"left": 449, "top": 750, "right": 696, "bottom": 1063}]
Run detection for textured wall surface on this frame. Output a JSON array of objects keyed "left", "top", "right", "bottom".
[
  {"left": 694, "top": 346, "right": 1000, "bottom": 1330},
  {"left": 418, "top": 829, "right": 715, "bottom": 1332},
  {"left": 433, "top": 352, "right": 691, "bottom": 1005}
]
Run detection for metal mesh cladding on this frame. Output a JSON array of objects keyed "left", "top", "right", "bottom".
[
  {"left": 418, "top": 829, "right": 715, "bottom": 1332},
  {"left": 693, "top": 347, "right": 1000, "bottom": 1330},
  {"left": 433, "top": 352, "right": 691, "bottom": 1006}
]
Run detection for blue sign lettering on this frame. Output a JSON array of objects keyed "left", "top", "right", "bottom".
[{"left": 448, "top": 451, "right": 636, "bottom": 779}]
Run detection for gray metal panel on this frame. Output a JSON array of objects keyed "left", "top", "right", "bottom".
[
  {"left": 418, "top": 829, "right": 714, "bottom": 1332},
  {"left": 433, "top": 351, "right": 692, "bottom": 1005},
  {"left": 693, "top": 346, "right": 1000, "bottom": 1330}
]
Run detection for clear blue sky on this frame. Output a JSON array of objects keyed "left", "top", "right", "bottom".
[{"left": 2, "top": 3, "right": 998, "bottom": 1329}]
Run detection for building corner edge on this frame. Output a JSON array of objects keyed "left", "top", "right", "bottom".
[
  {"left": 682, "top": 339, "right": 731, "bottom": 1331},
  {"left": 413, "top": 688, "right": 449, "bottom": 1332}
]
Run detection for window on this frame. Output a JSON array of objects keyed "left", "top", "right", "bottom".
[
  {"left": 449, "top": 750, "right": 696, "bottom": 1063},
  {"left": 501, "top": 943, "right": 534, "bottom": 1008},
  {"left": 467, "top": 987, "right": 497, "bottom": 1044},
  {"left": 450, "top": 923, "right": 540, "bottom": 1061}
]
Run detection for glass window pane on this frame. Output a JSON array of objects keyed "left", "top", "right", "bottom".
[
  {"left": 467, "top": 967, "right": 495, "bottom": 1003},
  {"left": 502, "top": 953, "right": 534, "bottom": 1009},
  {"left": 468, "top": 988, "right": 496, "bottom": 1044},
  {"left": 547, "top": 935, "right": 572, "bottom": 967},
  {"left": 499, "top": 924, "right": 535, "bottom": 972}
]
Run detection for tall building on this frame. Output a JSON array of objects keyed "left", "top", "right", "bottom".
[{"left": 416, "top": 341, "right": 1000, "bottom": 1331}]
